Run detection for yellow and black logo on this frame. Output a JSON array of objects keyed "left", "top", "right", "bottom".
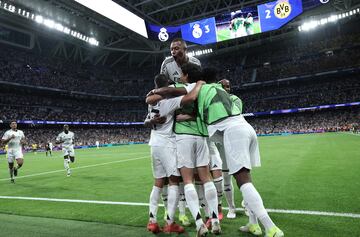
[{"left": 274, "top": 1, "right": 292, "bottom": 19}]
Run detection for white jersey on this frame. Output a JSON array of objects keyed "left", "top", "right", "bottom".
[
  {"left": 49, "top": 142, "right": 53, "bottom": 150},
  {"left": 2, "top": 129, "right": 25, "bottom": 150},
  {"left": 56, "top": 131, "right": 75, "bottom": 148},
  {"left": 147, "top": 96, "right": 183, "bottom": 148},
  {"left": 160, "top": 56, "right": 201, "bottom": 83}
]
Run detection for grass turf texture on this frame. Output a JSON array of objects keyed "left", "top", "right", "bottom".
[{"left": 0, "top": 132, "right": 359, "bottom": 236}]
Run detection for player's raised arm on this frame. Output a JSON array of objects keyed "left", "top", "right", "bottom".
[{"left": 180, "top": 80, "right": 205, "bottom": 106}]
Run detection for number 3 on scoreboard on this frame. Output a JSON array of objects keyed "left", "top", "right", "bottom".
[{"left": 265, "top": 9, "right": 271, "bottom": 19}]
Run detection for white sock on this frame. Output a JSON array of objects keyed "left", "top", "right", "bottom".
[
  {"left": 203, "top": 181, "right": 219, "bottom": 224},
  {"left": 162, "top": 185, "right": 168, "bottom": 212},
  {"left": 178, "top": 182, "right": 186, "bottom": 216},
  {"left": 167, "top": 185, "right": 179, "bottom": 224},
  {"left": 240, "top": 183, "right": 275, "bottom": 231},
  {"left": 223, "top": 172, "right": 235, "bottom": 210},
  {"left": 244, "top": 201, "right": 259, "bottom": 225},
  {"left": 213, "top": 176, "right": 224, "bottom": 206},
  {"left": 195, "top": 181, "right": 209, "bottom": 218},
  {"left": 149, "top": 186, "right": 162, "bottom": 223},
  {"left": 64, "top": 159, "right": 70, "bottom": 170},
  {"left": 184, "top": 184, "right": 203, "bottom": 229}
]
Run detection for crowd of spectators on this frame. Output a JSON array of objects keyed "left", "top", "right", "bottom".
[
  {"left": 247, "top": 109, "right": 359, "bottom": 134},
  {"left": 1, "top": 108, "right": 357, "bottom": 151}
]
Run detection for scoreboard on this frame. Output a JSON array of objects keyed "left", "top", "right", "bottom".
[{"left": 146, "top": 0, "right": 328, "bottom": 45}]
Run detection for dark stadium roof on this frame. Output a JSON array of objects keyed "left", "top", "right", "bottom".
[{"left": 1, "top": 0, "right": 358, "bottom": 67}]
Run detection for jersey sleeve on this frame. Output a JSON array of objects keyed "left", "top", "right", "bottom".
[
  {"left": 2, "top": 131, "right": 9, "bottom": 140},
  {"left": 160, "top": 60, "right": 170, "bottom": 79},
  {"left": 56, "top": 134, "right": 61, "bottom": 142},
  {"left": 160, "top": 96, "right": 184, "bottom": 116},
  {"left": 184, "top": 83, "right": 196, "bottom": 93}
]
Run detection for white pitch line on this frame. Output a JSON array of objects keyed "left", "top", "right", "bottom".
[
  {"left": 0, "top": 196, "right": 359, "bottom": 219},
  {"left": 0, "top": 155, "right": 149, "bottom": 181}
]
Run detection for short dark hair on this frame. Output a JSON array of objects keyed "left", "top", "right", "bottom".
[
  {"left": 181, "top": 63, "right": 202, "bottom": 83},
  {"left": 202, "top": 67, "right": 218, "bottom": 83},
  {"left": 171, "top": 38, "right": 187, "bottom": 49},
  {"left": 154, "top": 74, "right": 169, "bottom": 88}
]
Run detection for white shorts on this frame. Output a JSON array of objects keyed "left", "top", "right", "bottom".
[
  {"left": 151, "top": 146, "right": 180, "bottom": 179},
  {"left": 7, "top": 149, "right": 23, "bottom": 163},
  {"left": 207, "top": 139, "right": 222, "bottom": 171},
  {"left": 176, "top": 136, "right": 209, "bottom": 169},
  {"left": 62, "top": 146, "right": 75, "bottom": 157},
  {"left": 210, "top": 123, "right": 261, "bottom": 175},
  {"left": 215, "top": 143, "right": 229, "bottom": 172}
]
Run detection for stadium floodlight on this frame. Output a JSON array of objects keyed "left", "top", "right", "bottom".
[
  {"left": 44, "top": 19, "right": 55, "bottom": 28},
  {"left": 88, "top": 37, "right": 99, "bottom": 46},
  {"left": 74, "top": 0, "right": 148, "bottom": 38},
  {"left": 35, "top": 15, "right": 43, "bottom": 24},
  {"left": 63, "top": 27, "right": 70, "bottom": 34},
  {"left": 55, "top": 23, "right": 64, "bottom": 32}
]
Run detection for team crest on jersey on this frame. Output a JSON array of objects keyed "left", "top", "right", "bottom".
[
  {"left": 274, "top": 1, "right": 292, "bottom": 19},
  {"left": 158, "top": 27, "right": 169, "bottom": 42}
]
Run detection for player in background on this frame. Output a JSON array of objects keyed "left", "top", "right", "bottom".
[
  {"left": 49, "top": 141, "right": 53, "bottom": 152},
  {"left": 45, "top": 142, "right": 52, "bottom": 157},
  {"left": 1, "top": 121, "right": 26, "bottom": 183},
  {"left": 95, "top": 140, "right": 100, "bottom": 149},
  {"left": 160, "top": 38, "right": 201, "bottom": 83},
  {"left": 160, "top": 37, "right": 200, "bottom": 226},
  {"left": 144, "top": 74, "right": 185, "bottom": 234},
  {"left": 56, "top": 125, "right": 75, "bottom": 177},
  {"left": 244, "top": 12, "right": 254, "bottom": 35},
  {"left": 31, "top": 143, "right": 38, "bottom": 154}
]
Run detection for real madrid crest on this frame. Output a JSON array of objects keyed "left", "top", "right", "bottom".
[{"left": 158, "top": 27, "right": 169, "bottom": 42}]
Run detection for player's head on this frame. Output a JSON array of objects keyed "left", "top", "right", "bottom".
[
  {"left": 170, "top": 38, "right": 187, "bottom": 60},
  {"left": 202, "top": 67, "right": 218, "bottom": 83},
  {"left": 180, "top": 63, "right": 202, "bottom": 83},
  {"left": 247, "top": 12, "right": 252, "bottom": 18},
  {"left": 10, "top": 121, "right": 17, "bottom": 130},
  {"left": 63, "top": 125, "right": 69, "bottom": 133},
  {"left": 219, "top": 79, "right": 231, "bottom": 93},
  {"left": 154, "top": 74, "right": 169, "bottom": 89}
]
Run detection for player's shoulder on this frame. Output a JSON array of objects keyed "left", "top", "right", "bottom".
[
  {"left": 188, "top": 56, "right": 201, "bottom": 66},
  {"left": 161, "top": 57, "right": 175, "bottom": 66}
]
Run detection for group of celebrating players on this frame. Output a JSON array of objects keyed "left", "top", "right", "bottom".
[
  {"left": 1, "top": 122, "right": 76, "bottom": 183},
  {"left": 145, "top": 38, "right": 284, "bottom": 237}
]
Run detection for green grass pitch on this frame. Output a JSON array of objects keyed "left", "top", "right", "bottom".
[{"left": 0, "top": 132, "right": 359, "bottom": 236}]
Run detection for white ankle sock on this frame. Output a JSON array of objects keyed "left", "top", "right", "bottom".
[
  {"left": 149, "top": 186, "right": 162, "bottom": 223},
  {"left": 184, "top": 184, "right": 203, "bottom": 229},
  {"left": 240, "top": 183, "right": 275, "bottom": 231},
  {"left": 167, "top": 185, "right": 179, "bottom": 224}
]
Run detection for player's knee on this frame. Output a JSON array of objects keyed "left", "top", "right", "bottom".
[{"left": 233, "top": 167, "right": 251, "bottom": 188}]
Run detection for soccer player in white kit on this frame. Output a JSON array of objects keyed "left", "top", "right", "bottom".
[
  {"left": 145, "top": 74, "right": 185, "bottom": 234},
  {"left": 159, "top": 38, "right": 201, "bottom": 226},
  {"left": 1, "top": 121, "right": 25, "bottom": 183},
  {"left": 95, "top": 141, "right": 100, "bottom": 149},
  {"left": 56, "top": 125, "right": 75, "bottom": 176},
  {"left": 196, "top": 68, "right": 284, "bottom": 237},
  {"left": 160, "top": 38, "right": 201, "bottom": 83}
]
